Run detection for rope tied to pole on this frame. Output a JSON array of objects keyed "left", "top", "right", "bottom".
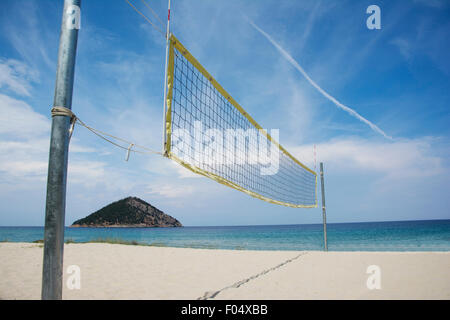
[
  {"left": 50, "top": 106, "right": 163, "bottom": 158},
  {"left": 51, "top": 106, "right": 76, "bottom": 120},
  {"left": 51, "top": 106, "right": 77, "bottom": 140}
]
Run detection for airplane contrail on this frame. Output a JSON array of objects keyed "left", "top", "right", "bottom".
[{"left": 248, "top": 19, "right": 392, "bottom": 140}]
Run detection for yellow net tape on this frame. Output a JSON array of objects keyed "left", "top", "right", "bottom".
[{"left": 164, "top": 34, "right": 317, "bottom": 208}]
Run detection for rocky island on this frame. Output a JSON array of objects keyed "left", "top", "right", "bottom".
[{"left": 71, "top": 196, "right": 182, "bottom": 228}]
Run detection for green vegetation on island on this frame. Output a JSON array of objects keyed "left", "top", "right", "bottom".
[{"left": 71, "top": 196, "right": 182, "bottom": 228}]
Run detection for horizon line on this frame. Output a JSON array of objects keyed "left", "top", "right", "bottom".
[{"left": 1, "top": 217, "right": 448, "bottom": 228}]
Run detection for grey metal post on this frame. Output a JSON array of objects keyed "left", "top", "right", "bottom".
[
  {"left": 162, "top": 0, "right": 171, "bottom": 154},
  {"left": 320, "top": 162, "right": 328, "bottom": 251},
  {"left": 42, "top": 0, "right": 81, "bottom": 300}
]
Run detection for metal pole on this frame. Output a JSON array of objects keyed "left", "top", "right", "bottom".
[
  {"left": 320, "top": 162, "right": 328, "bottom": 251},
  {"left": 162, "top": 0, "right": 171, "bottom": 155},
  {"left": 42, "top": 0, "right": 81, "bottom": 300}
]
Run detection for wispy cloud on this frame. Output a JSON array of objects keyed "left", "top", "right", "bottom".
[
  {"left": 0, "top": 92, "right": 107, "bottom": 183},
  {"left": 0, "top": 59, "right": 39, "bottom": 96},
  {"left": 1, "top": 0, "right": 57, "bottom": 70},
  {"left": 147, "top": 183, "right": 195, "bottom": 199},
  {"left": 390, "top": 38, "right": 412, "bottom": 61},
  {"left": 290, "top": 136, "right": 447, "bottom": 180},
  {"left": 248, "top": 19, "right": 393, "bottom": 140},
  {"left": 0, "top": 93, "right": 48, "bottom": 137}
]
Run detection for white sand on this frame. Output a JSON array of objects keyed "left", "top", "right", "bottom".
[{"left": 0, "top": 243, "right": 448, "bottom": 300}]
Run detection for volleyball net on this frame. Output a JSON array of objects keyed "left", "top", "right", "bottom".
[{"left": 164, "top": 35, "right": 317, "bottom": 208}]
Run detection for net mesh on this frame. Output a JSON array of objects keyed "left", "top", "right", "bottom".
[{"left": 164, "top": 35, "right": 317, "bottom": 208}]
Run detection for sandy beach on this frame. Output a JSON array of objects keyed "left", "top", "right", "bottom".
[{"left": 0, "top": 242, "right": 448, "bottom": 300}]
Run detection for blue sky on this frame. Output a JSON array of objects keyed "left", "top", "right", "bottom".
[{"left": 0, "top": 0, "right": 449, "bottom": 226}]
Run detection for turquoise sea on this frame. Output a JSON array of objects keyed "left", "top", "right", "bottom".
[{"left": 1, "top": 219, "right": 449, "bottom": 251}]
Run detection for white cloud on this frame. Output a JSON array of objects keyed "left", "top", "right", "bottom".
[
  {"left": 0, "top": 160, "right": 47, "bottom": 177},
  {"left": 0, "top": 81, "right": 111, "bottom": 191},
  {"left": 290, "top": 136, "right": 446, "bottom": 179},
  {"left": 67, "top": 161, "right": 107, "bottom": 186},
  {"left": 69, "top": 139, "right": 98, "bottom": 153},
  {"left": 0, "top": 138, "right": 48, "bottom": 154},
  {"left": 147, "top": 183, "right": 195, "bottom": 199},
  {"left": 0, "top": 59, "right": 39, "bottom": 96},
  {"left": 170, "top": 161, "right": 201, "bottom": 179},
  {"left": 0, "top": 93, "right": 49, "bottom": 138}
]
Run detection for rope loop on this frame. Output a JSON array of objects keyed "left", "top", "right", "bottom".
[
  {"left": 52, "top": 106, "right": 77, "bottom": 141},
  {"left": 51, "top": 106, "right": 77, "bottom": 123}
]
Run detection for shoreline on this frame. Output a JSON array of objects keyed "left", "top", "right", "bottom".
[
  {"left": 69, "top": 225, "right": 183, "bottom": 228},
  {"left": 2, "top": 240, "right": 450, "bottom": 252},
  {"left": 1, "top": 242, "right": 449, "bottom": 299},
  {"left": 3, "top": 240, "right": 450, "bottom": 252}
]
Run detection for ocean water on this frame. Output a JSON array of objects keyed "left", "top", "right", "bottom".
[{"left": 0, "top": 219, "right": 449, "bottom": 251}]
